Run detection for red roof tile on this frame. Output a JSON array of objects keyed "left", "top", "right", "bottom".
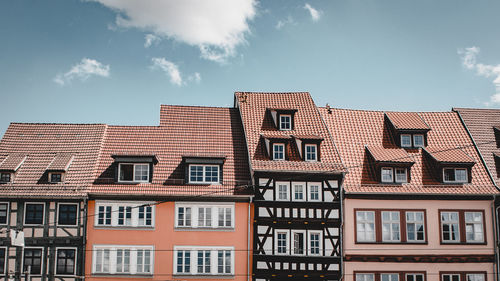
[
  {"left": 0, "top": 153, "right": 27, "bottom": 171},
  {"left": 385, "top": 112, "right": 430, "bottom": 130},
  {"left": 320, "top": 108, "right": 497, "bottom": 195},
  {"left": 235, "top": 92, "right": 345, "bottom": 173},
  {"left": 0, "top": 123, "right": 107, "bottom": 198},
  {"left": 91, "top": 105, "right": 251, "bottom": 197},
  {"left": 46, "top": 153, "right": 75, "bottom": 171},
  {"left": 424, "top": 147, "right": 475, "bottom": 164},
  {"left": 365, "top": 146, "right": 414, "bottom": 163}
]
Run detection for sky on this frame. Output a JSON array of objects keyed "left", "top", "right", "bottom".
[{"left": 1, "top": 0, "right": 500, "bottom": 136}]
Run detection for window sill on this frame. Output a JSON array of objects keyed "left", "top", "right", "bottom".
[
  {"left": 94, "top": 225, "right": 155, "bottom": 230},
  {"left": 175, "top": 227, "right": 234, "bottom": 232},
  {"left": 173, "top": 274, "right": 234, "bottom": 278},
  {"left": 115, "top": 181, "right": 151, "bottom": 185},
  {"left": 440, "top": 241, "right": 486, "bottom": 245},
  {"left": 355, "top": 241, "right": 428, "bottom": 245},
  {"left": 92, "top": 273, "right": 153, "bottom": 277}
]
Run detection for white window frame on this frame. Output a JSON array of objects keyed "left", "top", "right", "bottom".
[
  {"left": 188, "top": 165, "right": 220, "bottom": 184},
  {"left": 0, "top": 246, "right": 7, "bottom": 275},
  {"left": 466, "top": 274, "right": 485, "bottom": 281},
  {"left": 406, "top": 273, "right": 424, "bottom": 281},
  {"left": 413, "top": 134, "right": 424, "bottom": 147},
  {"left": 395, "top": 168, "right": 407, "bottom": 183},
  {"left": 94, "top": 201, "right": 155, "bottom": 228},
  {"left": 381, "top": 211, "right": 401, "bottom": 242},
  {"left": 48, "top": 172, "right": 64, "bottom": 183},
  {"left": 173, "top": 246, "right": 234, "bottom": 276},
  {"left": 279, "top": 114, "right": 292, "bottom": 130},
  {"left": 22, "top": 247, "right": 44, "bottom": 276},
  {"left": 275, "top": 181, "right": 289, "bottom": 201},
  {"left": 292, "top": 182, "right": 306, "bottom": 202},
  {"left": 272, "top": 143, "right": 285, "bottom": 161},
  {"left": 381, "top": 273, "right": 400, "bottom": 281},
  {"left": 136, "top": 248, "right": 153, "bottom": 274},
  {"left": 176, "top": 206, "right": 192, "bottom": 227},
  {"left": 308, "top": 231, "right": 322, "bottom": 255},
  {"left": 118, "top": 163, "right": 150, "bottom": 183},
  {"left": 57, "top": 203, "right": 79, "bottom": 226},
  {"left": 291, "top": 229, "right": 306, "bottom": 255},
  {"left": 406, "top": 211, "right": 425, "bottom": 242},
  {"left": 0, "top": 202, "right": 9, "bottom": 226},
  {"left": 381, "top": 167, "right": 394, "bottom": 183},
  {"left": 443, "top": 274, "right": 461, "bottom": 281},
  {"left": 443, "top": 168, "right": 468, "bottom": 183},
  {"left": 465, "top": 211, "right": 484, "bottom": 243},
  {"left": 305, "top": 144, "right": 317, "bottom": 162},
  {"left": 275, "top": 230, "right": 289, "bottom": 255},
  {"left": 0, "top": 172, "right": 12, "bottom": 183},
  {"left": 356, "top": 273, "right": 375, "bottom": 281},
  {"left": 356, "top": 211, "right": 376, "bottom": 242},
  {"left": 55, "top": 247, "right": 77, "bottom": 276},
  {"left": 92, "top": 245, "right": 154, "bottom": 275},
  {"left": 307, "top": 182, "right": 322, "bottom": 202},
  {"left": 441, "top": 211, "right": 460, "bottom": 243},
  {"left": 216, "top": 249, "right": 232, "bottom": 275},
  {"left": 24, "top": 202, "right": 45, "bottom": 226},
  {"left": 175, "top": 203, "right": 234, "bottom": 229},
  {"left": 401, "top": 134, "right": 412, "bottom": 147}
]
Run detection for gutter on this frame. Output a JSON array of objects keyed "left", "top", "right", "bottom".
[{"left": 81, "top": 197, "right": 88, "bottom": 281}]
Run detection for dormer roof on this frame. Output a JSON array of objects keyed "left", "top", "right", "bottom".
[
  {"left": 385, "top": 112, "right": 431, "bottom": 131},
  {"left": 424, "top": 147, "right": 475, "bottom": 165},
  {"left": 365, "top": 146, "right": 414, "bottom": 165},
  {"left": 0, "top": 153, "right": 27, "bottom": 172},
  {"left": 46, "top": 153, "right": 75, "bottom": 172}
]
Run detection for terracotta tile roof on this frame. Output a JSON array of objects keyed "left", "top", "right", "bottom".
[
  {"left": 424, "top": 147, "right": 475, "bottom": 164},
  {"left": 46, "top": 153, "right": 75, "bottom": 171},
  {"left": 292, "top": 134, "right": 324, "bottom": 140},
  {"left": 0, "top": 123, "right": 107, "bottom": 198},
  {"left": 319, "top": 108, "right": 497, "bottom": 195},
  {"left": 91, "top": 105, "right": 251, "bottom": 197},
  {"left": 365, "top": 146, "right": 414, "bottom": 164},
  {"left": 0, "top": 153, "right": 27, "bottom": 171},
  {"left": 385, "top": 111, "right": 430, "bottom": 130},
  {"left": 260, "top": 133, "right": 293, "bottom": 139},
  {"left": 235, "top": 92, "right": 345, "bottom": 174},
  {"left": 454, "top": 108, "right": 500, "bottom": 187}
]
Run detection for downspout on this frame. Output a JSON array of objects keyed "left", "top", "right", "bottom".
[
  {"left": 340, "top": 174, "right": 345, "bottom": 281},
  {"left": 247, "top": 196, "right": 252, "bottom": 281},
  {"left": 496, "top": 200, "right": 500, "bottom": 281},
  {"left": 81, "top": 197, "right": 88, "bottom": 281}
]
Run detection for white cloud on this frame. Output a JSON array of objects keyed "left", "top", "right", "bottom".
[
  {"left": 459, "top": 47, "right": 500, "bottom": 105},
  {"left": 188, "top": 72, "right": 202, "bottom": 83},
  {"left": 304, "top": 3, "right": 321, "bottom": 22},
  {"left": 275, "top": 15, "right": 295, "bottom": 30},
  {"left": 53, "top": 58, "right": 110, "bottom": 86},
  {"left": 151, "top": 57, "right": 201, "bottom": 86},
  {"left": 144, "top": 33, "right": 161, "bottom": 48},
  {"left": 90, "top": 0, "right": 257, "bottom": 63}
]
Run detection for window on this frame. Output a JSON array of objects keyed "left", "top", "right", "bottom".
[
  {"left": 413, "top": 135, "right": 424, "bottom": 147},
  {"left": 174, "top": 247, "right": 233, "bottom": 275},
  {"left": 95, "top": 202, "right": 155, "bottom": 228},
  {"left": 277, "top": 231, "right": 288, "bottom": 254},
  {"left": 23, "top": 248, "right": 42, "bottom": 275},
  {"left": 465, "top": 212, "right": 484, "bottom": 242},
  {"left": 381, "top": 167, "right": 394, "bottom": 182},
  {"left": 401, "top": 134, "right": 412, "bottom": 147},
  {"left": 176, "top": 204, "right": 234, "bottom": 229},
  {"left": 441, "top": 212, "right": 460, "bottom": 242},
  {"left": 382, "top": 211, "right": 400, "bottom": 242},
  {"left": 118, "top": 163, "right": 149, "bottom": 183},
  {"left": 189, "top": 165, "right": 220, "bottom": 184},
  {"left": 276, "top": 182, "right": 289, "bottom": 201},
  {"left": 356, "top": 211, "right": 375, "bottom": 242},
  {"left": 381, "top": 274, "right": 399, "bottom": 281},
  {"left": 93, "top": 246, "right": 153, "bottom": 275},
  {"left": 467, "top": 274, "right": 485, "bottom": 281},
  {"left": 406, "top": 212, "right": 425, "bottom": 242},
  {"left": 292, "top": 230, "right": 305, "bottom": 255},
  {"left": 56, "top": 248, "right": 76, "bottom": 275},
  {"left": 58, "top": 204, "right": 77, "bottom": 226},
  {"left": 273, "top": 143, "right": 285, "bottom": 160},
  {"left": 356, "top": 274, "right": 375, "bottom": 281},
  {"left": 50, "top": 173, "right": 62, "bottom": 183},
  {"left": 0, "top": 248, "right": 4, "bottom": 274},
  {"left": 293, "top": 183, "right": 305, "bottom": 201},
  {"left": 406, "top": 274, "right": 424, "bottom": 281},
  {"left": 308, "top": 183, "right": 321, "bottom": 201},
  {"left": 309, "top": 232, "right": 321, "bottom": 255},
  {"left": 279, "top": 114, "right": 291, "bottom": 130},
  {"left": 24, "top": 203, "right": 44, "bottom": 225},
  {"left": 443, "top": 274, "right": 460, "bottom": 281},
  {"left": 0, "top": 203, "right": 8, "bottom": 225},
  {"left": 0, "top": 173, "right": 11, "bottom": 182},
  {"left": 395, "top": 168, "right": 407, "bottom": 183},
  {"left": 305, "top": 144, "right": 317, "bottom": 161},
  {"left": 443, "top": 168, "right": 468, "bottom": 183}
]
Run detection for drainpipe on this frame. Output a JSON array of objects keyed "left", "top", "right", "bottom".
[
  {"left": 247, "top": 196, "right": 252, "bottom": 281},
  {"left": 495, "top": 198, "right": 499, "bottom": 281},
  {"left": 340, "top": 180, "right": 345, "bottom": 281},
  {"left": 81, "top": 198, "right": 88, "bottom": 281}
]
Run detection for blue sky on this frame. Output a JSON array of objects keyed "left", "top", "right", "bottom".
[{"left": 1, "top": 0, "right": 500, "bottom": 136}]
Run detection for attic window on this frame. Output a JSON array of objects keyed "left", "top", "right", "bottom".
[
  {"left": 280, "top": 115, "right": 292, "bottom": 130},
  {"left": 413, "top": 135, "right": 424, "bottom": 147},
  {"left": 273, "top": 143, "right": 285, "bottom": 160},
  {"left": 401, "top": 135, "right": 411, "bottom": 147},
  {"left": 119, "top": 163, "right": 149, "bottom": 183},
  {"left": 0, "top": 172, "right": 11, "bottom": 183},
  {"left": 443, "top": 168, "right": 468, "bottom": 183},
  {"left": 305, "top": 144, "right": 317, "bottom": 161},
  {"left": 49, "top": 173, "right": 62, "bottom": 183}
]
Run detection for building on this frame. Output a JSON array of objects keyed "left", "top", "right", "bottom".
[
  {"left": 235, "top": 92, "right": 345, "bottom": 281},
  {"left": 85, "top": 105, "right": 253, "bottom": 280},
  {"left": 320, "top": 107, "right": 498, "bottom": 281},
  {"left": 0, "top": 123, "right": 106, "bottom": 280}
]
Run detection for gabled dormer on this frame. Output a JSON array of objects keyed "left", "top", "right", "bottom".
[
  {"left": 112, "top": 154, "right": 158, "bottom": 183},
  {"left": 365, "top": 146, "right": 415, "bottom": 184},
  {"left": 385, "top": 112, "right": 431, "bottom": 148},
  {"left": 423, "top": 148, "right": 475, "bottom": 183},
  {"left": 261, "top": 134, "right": 292, "bottom": 161},
  {"left": 46, "top": 153, "right": 74, "bottom": 183},
  {"left": 183, "top": 155, "right": 225, "bottom": 184},
  {"left": 292, "top": 135, "right": 323, "bottom": 162},
  {"left": 0, "top": 153, "right": 27, "bottom": 183},
  {"left": 267, "top": 108, "right": 298, "bottom": 131}
]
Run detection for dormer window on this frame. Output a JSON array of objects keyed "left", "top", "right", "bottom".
[
  {"left": 395, "top": 168, "right": 407, "bottom": 183},
  {"left": 273, "top": 143, "right": 285, "bottom": 160},
  {"left": 305, "top": 144, "right": 317, "bottom": 162},
  {"left": 0, "top": 172, "right": 11, "bottom": 183},
  {"left": 381, "top": 167, "right": 394, "bottom": 182},
  {"left": 188, "top": 165, "right": 219, "bottom": 184},
  {"left": 280, "top": 115, "right": 292, "bottom": 130},
  {"left": 119, "top": 163, "right": 149, "bottom": 183},
  {"left": 49, "top": 172, "right": 62, "bottom": 183},
  {"left": 443, "top": 168, "right": 468, "bottom": 183},
  {"left": 385, "top": 112, "right": 430, "bottom": 148},
  {"left": 401, "top": 134, "right": 412, "bottom": 147},
  {"left": 381, "top": 167, "right": 408, "bottom": 183},
  {"left": 413, "top": 135, "right": 424, "bottom": 147}
]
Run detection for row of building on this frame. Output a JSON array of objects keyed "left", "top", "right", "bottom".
[{"left": 0, "top": 92, "right": 499, "bottom": 281}]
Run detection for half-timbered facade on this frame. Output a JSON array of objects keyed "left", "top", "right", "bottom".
[
  {"left": 235, "top": 92, "right": 345, "bottom": 281},
  {"left": 0, "top": 123, "right": 106, "bottom": 280},
  {"left": 320, "top": 108, "right": 498, "bottom": 281}
]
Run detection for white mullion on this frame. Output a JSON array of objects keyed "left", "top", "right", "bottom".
[
  {"left": 211, "top": 207, "right": 216, "bottom": 229},
  {"left": 109, "top": 247, "right": 116, "bottom": 274},
  {"left": 210, "top": 249, "right": 217, "bottom": 275},
  {"left": 111, "top": 205, "right": 118, "bottom": 226},
  {"left": 131, "top": 206, "right": 138, "bottom": 226},
  {"left": 192, "top": 206, "right": 199, "bottom": 228}
]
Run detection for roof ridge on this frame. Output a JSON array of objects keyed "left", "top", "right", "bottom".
[
  {"left": 320, "top": 107, "right": 456, "bottom": 114},
  {"left": 160, "top": 104, "right": 232, "bottom": 109},
  {"left": 9, "top": 122, "right": 107, "bottom": 125}
]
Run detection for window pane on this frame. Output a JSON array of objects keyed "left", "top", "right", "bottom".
[
  {"left": 401, "top": 135, "right": 411, "bottom": 147},
  {"left": 119, "top": 164, "right": 134, "bottom": 181},
  {"left": 0, "top": 203, "right": 8, "bottom": 224},
  {"left": 25, "top": 204, "right": 44, "bottom": 225},
  {"left": 56, "top": 249, "right": 76, "bottom": 275},
  {"left": 58, "top": 204, "right": 77, "bottom": 225},
  {"left": 381, "top": 168, "right": 393, "bottom": 182}
]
